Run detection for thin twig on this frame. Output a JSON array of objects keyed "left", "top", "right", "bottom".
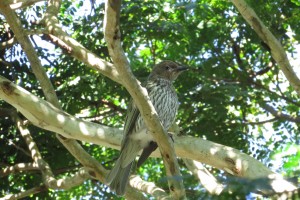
[
  {"left": 1, "top": 185, "right": 46, "bottom": 200},
  {"left": 262, "top": 103, "right": 300, "bottom": 123},
  {"left": 0, "top": 163, "right": 39, "bottom": 177}
]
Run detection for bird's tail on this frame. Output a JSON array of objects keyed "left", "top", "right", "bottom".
[{"left": 106, "top": 157, "right": 133, "bottom": 196}]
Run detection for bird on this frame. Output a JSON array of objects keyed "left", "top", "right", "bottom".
[{"left": 106, "top": 60, "right": 188, "bottom": 195}]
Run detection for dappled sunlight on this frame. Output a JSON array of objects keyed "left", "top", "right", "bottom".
[
  {"left": 39, "top": 103, "right": 51, "bottom": 115},
  {"left": 96, "top": 127, "right": 105, "bottom": 137},
  {"left": 69, "top": 116, "right": 77, "bottom": 122},
  {"left": 86, "top": 52, "right": 98, "bottom": 66},
  {"left": 209, "top": 146, "right": 220, "bottom": 155},
  {"left": 56, "top": 179, "right": 64, "bottom": 187},
  {"left": 79, "top": 122, "right": 89, "bottom": 135},
  {"left": 29, "top": 94, "right": 39, "bottom": 102},
  {"left": 224, "top": 148, "right": 239, "bottom": 158},
  {"left": 28, "top": 141, "right": 36, "bottom": 151},
  {"left": 10, "top": 3, "right": 23, "bottom": 9},
  {"left": 56, "top": 114, "right": 66, "bottom": 123},
  {"left": 268, "top": 174, "right": 296, "bottom": 192}
]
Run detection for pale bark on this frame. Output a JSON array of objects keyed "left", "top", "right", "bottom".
[
  {"left": 42, "top": 0, "right": 121, "bottom": 85},
  {"left": 0, "top": 163, "right": 39, "bottom": 177},
  {"left": 183, "top": 159, "right": 224, "bottom": 195},
  {"left": 0, "top": 76, "right": 296, "bottom": 194},
  {"left": 103, "top": 1, "right": 186, "bottom": 199},
  {"left": 0, "top": 1, "right": 140, "bottom": 198},
  {"left": 3, "top": 0, "right": 44, "bottom": 9},
  {"left": 129, "top": 175, "right": 171, "bottom": 199},
  {"left": 16, "top": 116, "right": 57, "bottom": 188}
]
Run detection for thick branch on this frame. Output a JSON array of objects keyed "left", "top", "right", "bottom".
[
  {"left": 0, "top": 75, "right": 296, "bottom": 194},
  {"left": 231, "top": 0, "right": 300, "bottom": 96},
  {"left": 103, "top": 0, "right": 186, "bottom": 198},
  {"left": 176, "top": 136, "right": 296, "bottom": 194},
  {"left": 183, "top": 159, "right": 224, "bottom": 195},
  {"left": 0, "top": 75, "right": 122, "bottom": 148}
]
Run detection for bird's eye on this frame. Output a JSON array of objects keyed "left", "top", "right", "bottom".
[{"left": 165, "top": 66, "right": 171, "bottom": 70}]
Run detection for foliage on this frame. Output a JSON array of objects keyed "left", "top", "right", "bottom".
[{"left": 0, "top": 0, "right": 300, "bottom": 199}]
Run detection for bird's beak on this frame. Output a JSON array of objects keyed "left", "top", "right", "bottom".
[{"left": 177, "top": 66, "right": 188, "bottom": 72}]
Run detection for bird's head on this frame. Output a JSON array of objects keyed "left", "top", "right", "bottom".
[{"left": 149, "top": 60, "right": 188, "bottom": 81}]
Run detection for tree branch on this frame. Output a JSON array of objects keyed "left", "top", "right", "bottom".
[
  {"left": 103, "top": 0, "right": 186, "bottom": 198},
  {"left": 129, "top": 175, "right": 171, "bottom": 199},
  {"left": 15, "top": 115, "right": 59, "bottom": 189},
  {"left": 0, "top": 163, "right": 39, "bottom": 177},
  {"left": 3, "top": 137, "right": 32, "bottom": 157},
  {"left": 41, "top": 1, "right": 121, "bottom": 84},
  {"left": 12, "top": 116, "right": 99, "bottom": 196},
  {"left": 0, "top": 75, "right": 296, "bottom": 194},
  {"left": 176, "top": 136, "right": 297, "bottom": 194},
  {"left": 2, "top": 185, "right": 46, "bottom": 200},
  {"left": 47, "top": 167, "right": 91, "bottom": 190},
  {"left": 0, "top": 26, "right": 119, "bottom": 89},
  {"left": 3, "top": 0, "right": 45, "bottom": 10},
  {"left": 241, "top": 118, "right": 277, "bottom": 125},
  {"left": 183, "top": 159, "right": 224, "bottom": 195},
  {"left": 262, "top": 103, "right": 300, "bottom": 123},
  {"left": 0, "top": 2, "right": 117, "bottom": 196},
  {"left": 0, "top": 4, "right": 59, "bottom": 106},
  {"left": 0, "top": 37, "right": 16, "bottom": 50},
  {"left": 231, "top": 0, "right": 300, "bottom": 96},
  {"left": 0, "top": 75, "right": 122, "bottom": 148}
]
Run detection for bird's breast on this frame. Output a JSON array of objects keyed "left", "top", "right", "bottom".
[
  {"left": 129, "top": 80, "right": 179, "bottom": 147},
  {"left": 149, "top": 83, "right": 179, "bottom": 130}
]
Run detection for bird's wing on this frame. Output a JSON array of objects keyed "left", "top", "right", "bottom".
[
  {"left": 122, "top": 99, "right": 140, "bottom": 146},
  {"left": 118, "top": 99, "right": 142, "bottom": 167},
  {"left": 122, "top": 80, "right": 153, "bottom": 142},
  {"left": 135, "top": 80, "right": 160, "bottom": 166},
  {"left": 120, "top": 81, "right": 157, "bottom": 167}
]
